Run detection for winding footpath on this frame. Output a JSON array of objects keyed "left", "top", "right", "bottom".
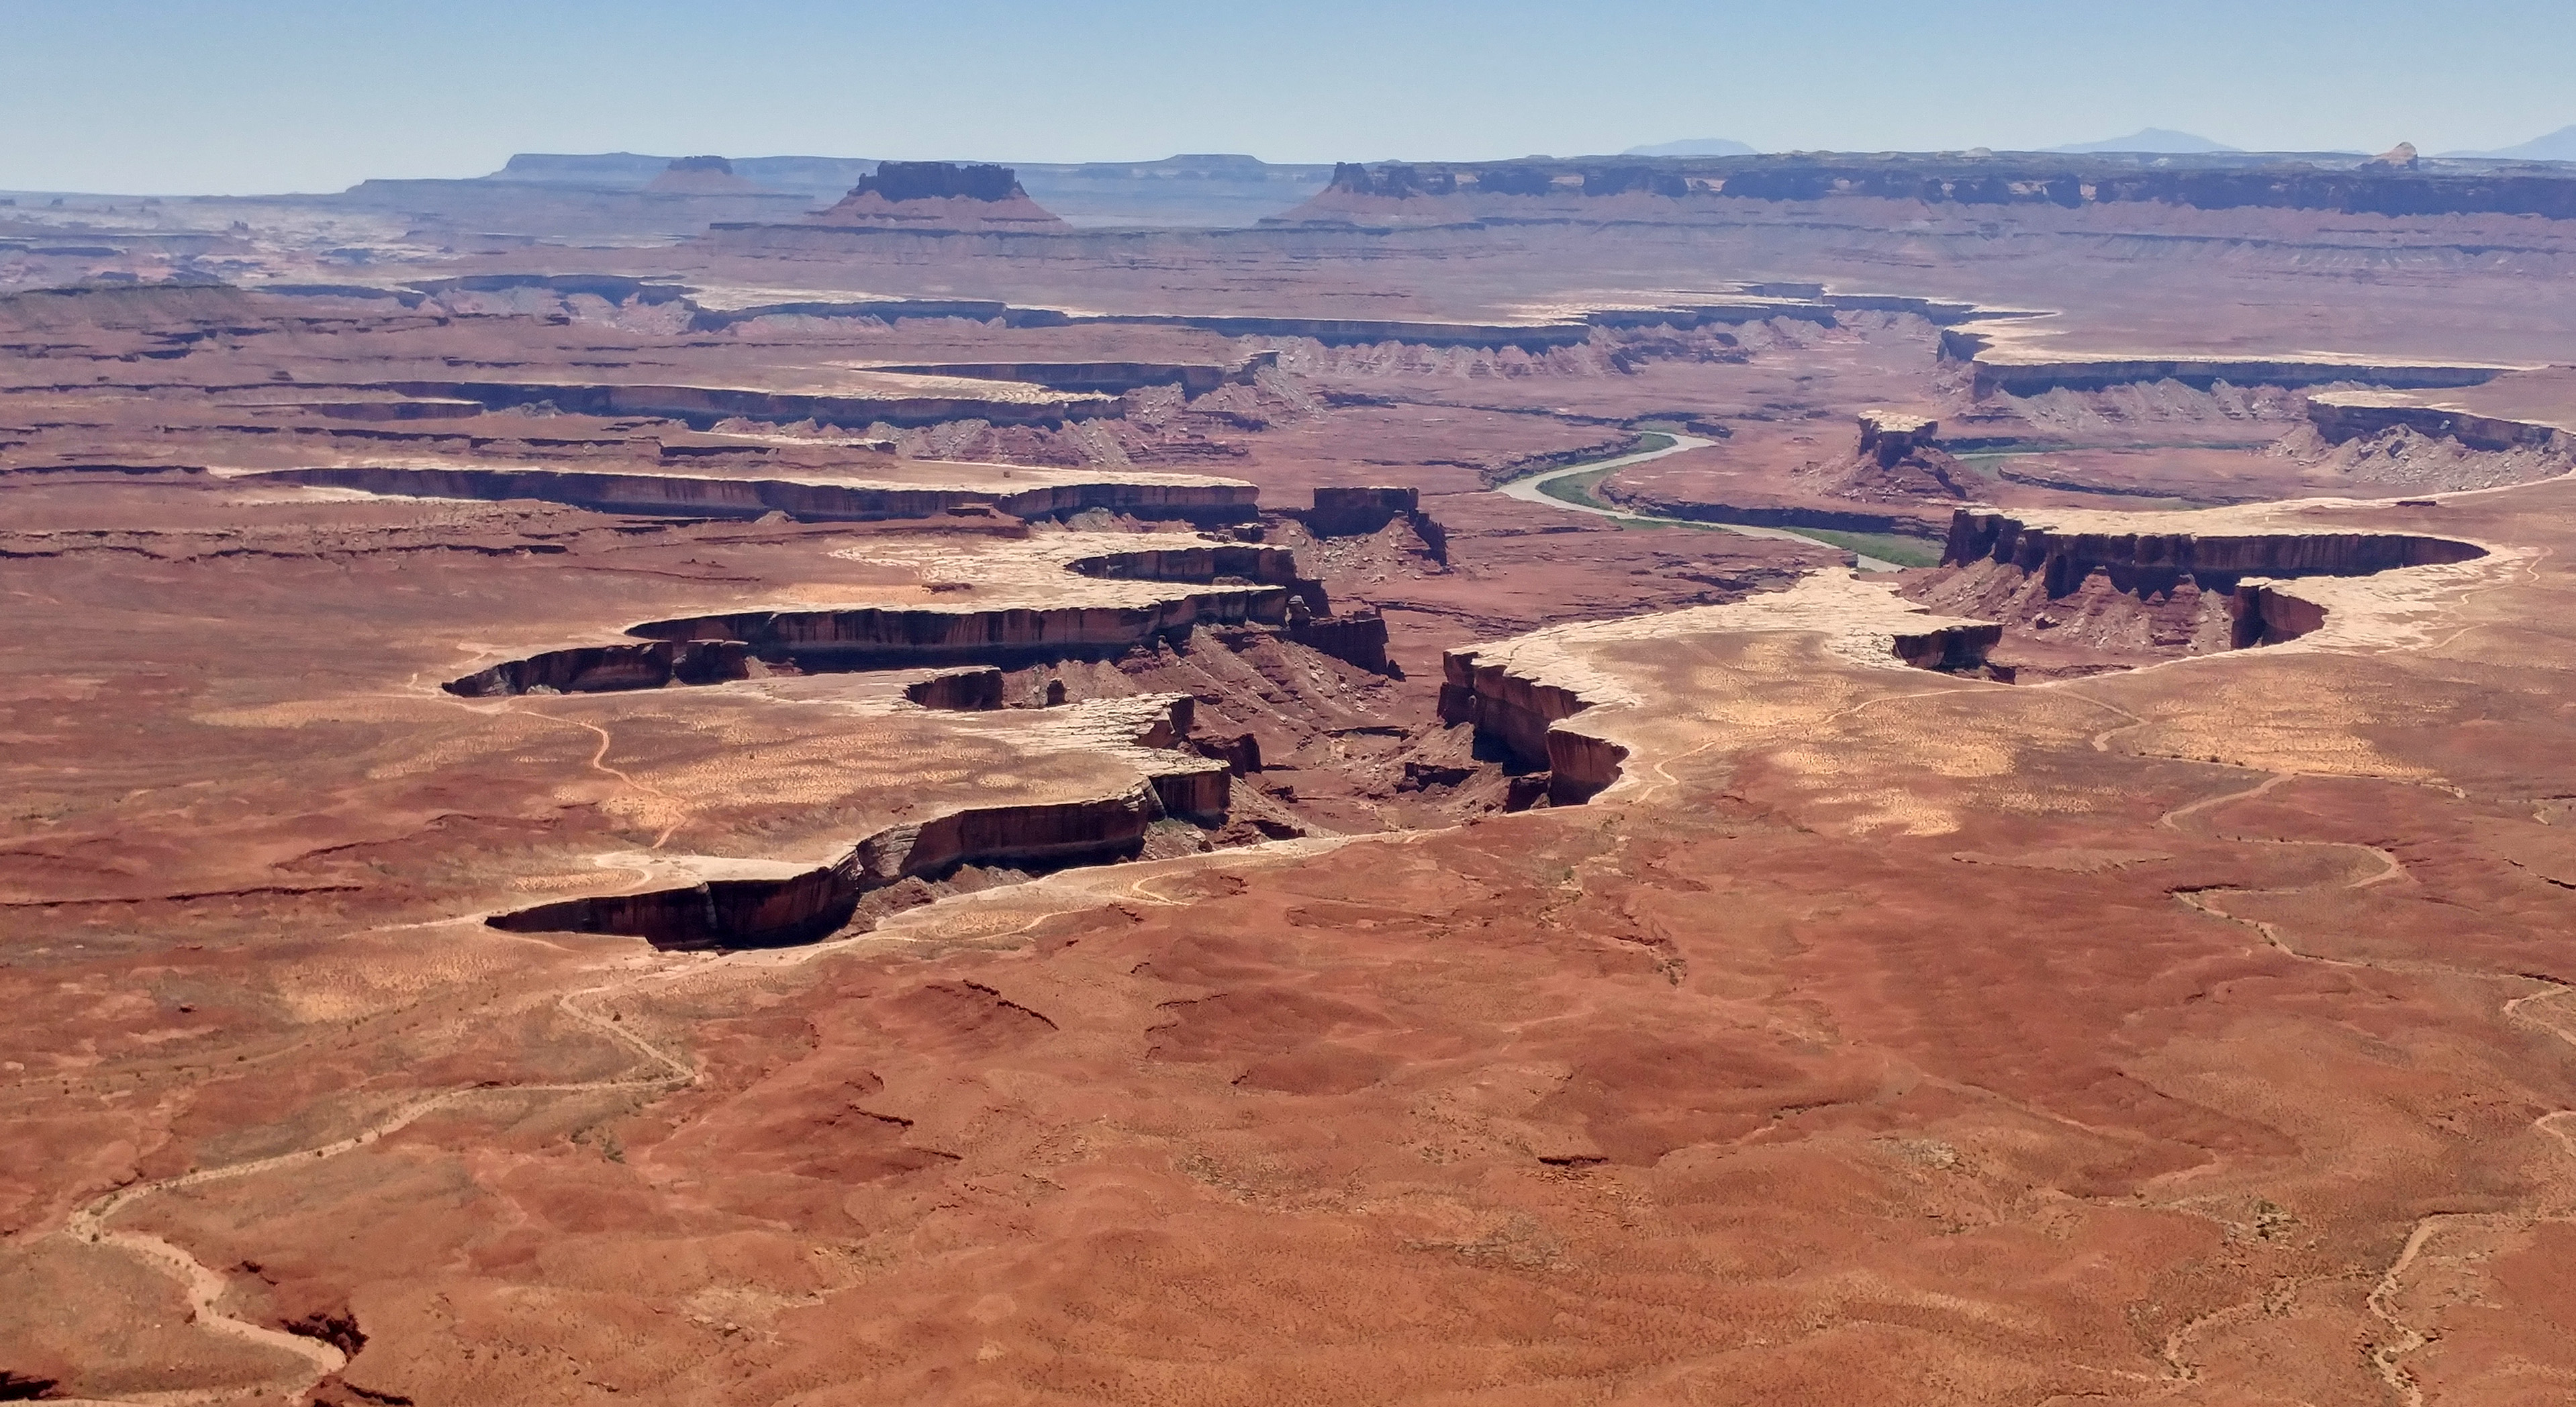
[{"left": 1492, "top": 433, "right": 1907, "bottom": 571}]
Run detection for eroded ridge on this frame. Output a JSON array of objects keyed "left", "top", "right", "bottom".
[{"left": 1908, "top": 506, "right": 2493, "bottom": 679}]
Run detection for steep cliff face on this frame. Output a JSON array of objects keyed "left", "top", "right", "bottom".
[
  {"left": 861, "top": 356, "right": 1268, "bottom": 397},
  {"left": 1063, "top": 544, "right": 1306, "bottom": 587},
  {"left": 1942, "top": 509, "right": 2487, "bottom": 594},
  {"left": 904, "top": 667, "right": 1007, "bottom": 710},
  {"left": 487, "top": 864, "right": 859, "bottom": 949},
  {"left": 1890, "top": 623, "right": 2005, "bottom": 671},
  {"left": 2228, "top": 583, "right": 2332, "bottom": 648},
  {"left": 1438, "top": 647, "right": 1592, "bottom": 769},
  {"left": 487, "top": 695, "right": 1229, "bottom": 948},
  {"left": 256, "top": 465, "right": 1258, "bottom": 525},
  {"left": 1857, "top": 411, "right": 1939, "bottom": 465},
  {"left": 444, "top": 640, "right": 749, "bottom": 697},
  {"left": 851, "top": 781, "right": 1163, "bottom": 883},
  {"left": 1286, "top": 612, "right": 1394, "bottom": 675},
  {"left": 1939, "top": 329, "right": 2508, "bottom": 398},
  {"left": 2307, "top": 394, "right": 2571, "bottom": 452},
  {"left": 1913, "top": 508, "right": 2491, "bottom": 677},
  {"left": 626, "top": 589, "right": 1292, "bottom": 669}
]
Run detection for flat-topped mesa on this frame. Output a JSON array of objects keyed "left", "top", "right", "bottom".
[
  {"left": 809, "top": 161, "right": 1070, "bottom": 231},
  {"left": 1327, "top": 162, "right": 1458, "bottom": 198},
  {"left": 854, "top": 161, "right": 1028, "bottom": 202},
  {"left": 1292, "top": 485, "right": 1449, "bottom": 564},
  {"left": 645, "top": 155, "right": 764, "bottom": 195},
  {"left": 1857, "top": 410, "right": 1940, "bottom": 466}
]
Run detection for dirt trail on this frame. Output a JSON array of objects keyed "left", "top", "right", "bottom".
[
  {"left": 2137, "top": 764, "right": 2576, "bottom": 1401},
  {"left": 56, "top": 969, "right": 700, "bottom": 1406}
]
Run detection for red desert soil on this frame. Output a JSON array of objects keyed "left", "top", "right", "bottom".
[{"left": 3, "top": 168, "right": 2575, "bottom": 1406}]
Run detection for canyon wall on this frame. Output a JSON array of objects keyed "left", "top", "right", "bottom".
[
  {"left": 254, "top": 465, "right": 1259, "bottom": 526},
  {"left": 1937, "top": 330, "right": 2508, "bottom": 398},
  {"left": 624, "top": 589, "right": 1292, "bottom": 669},
  {"left": 2307, "top": 395, "right": 2571, "bottom": 452},
  {"left": 1942, "top": 509, "right": 2487, "bottom": 595},
  {"left": 367, "top": 377, "right": 1112, "bottom": 430},
  {"left": 444, "top": 640, "right": 749, "bottom": 698}
]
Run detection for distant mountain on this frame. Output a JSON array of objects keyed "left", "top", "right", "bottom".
[
  {"left": 1622, "top": 138, "right": 1758, "bottom": 157},
  {"left": 2043, "top": 128, "right": 2240, "bottom": 154},
  {"left": 2441, "top": 125, "right": 2576, "bottom": 161}
]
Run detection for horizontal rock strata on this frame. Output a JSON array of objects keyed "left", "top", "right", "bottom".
[
  {"left": 1939, "top": 329, "right": 2511, "bottom": 397},
  {"left": 2307, "top": 393, "right": 2573, "bottom": 452},
  {"left": 624, "top": 589, "right": 1290, "bottom": 669},
  {"left": 365, "top": 377, "right": 1110, "bottom": 429},
  {"left": 1942, "top": 509, "right": 2487, "bottom": 595}
]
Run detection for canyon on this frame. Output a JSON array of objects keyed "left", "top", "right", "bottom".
[{"left": 5, "top": 142, "right": 2576, "bottom": 1407}]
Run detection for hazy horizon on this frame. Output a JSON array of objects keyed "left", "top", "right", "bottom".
[{"left": 4, "top": 0, "right": 2573, "bottom": 195}]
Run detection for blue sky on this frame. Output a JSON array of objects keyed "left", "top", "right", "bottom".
[{"left": 3, "top": 0, "right": 2571, "bottom": 193}]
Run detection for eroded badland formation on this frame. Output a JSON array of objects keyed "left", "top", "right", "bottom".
[{"left": 7, "top": 145, "right": 2576, "bottom": 1404}]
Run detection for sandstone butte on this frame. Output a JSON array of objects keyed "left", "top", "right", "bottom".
[{"left": 3, "top": 148, "right": 2576, "bottom": 1406}]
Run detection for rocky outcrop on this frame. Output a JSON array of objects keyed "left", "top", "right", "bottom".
[
  {"left": 254, "top": 465, "right": 1258, "bottom": 525},
  {"left": 444, "top": 640, "right": 749, "bottom": 697},
  {"left": 904, "top": 667, "right": 1006, "bottom": 710},
  {"left": 2307, "top": 394, "right": 2570, "bottom": 452},
  {"left": 1436, "top": 646, "right": 1625, "bottom": 806},
  {"left": 1891, "top": 623, "right": 2005, "bottom": 671},
  {"left": 1942, "top": 509, "right": 2487, "bottom": 595},
  {"left": 1287, "top": 611, "right": 1394, "bottom": 675},
  {"left": 1857, "top": 410, "right": 1939, "bottom": 465},
  {"left": 2228, "top": 582, "right": 2331, "bottom": 648},
  {"left": 1303, "top": 486, "right": 1417, "bottom": 534}
]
